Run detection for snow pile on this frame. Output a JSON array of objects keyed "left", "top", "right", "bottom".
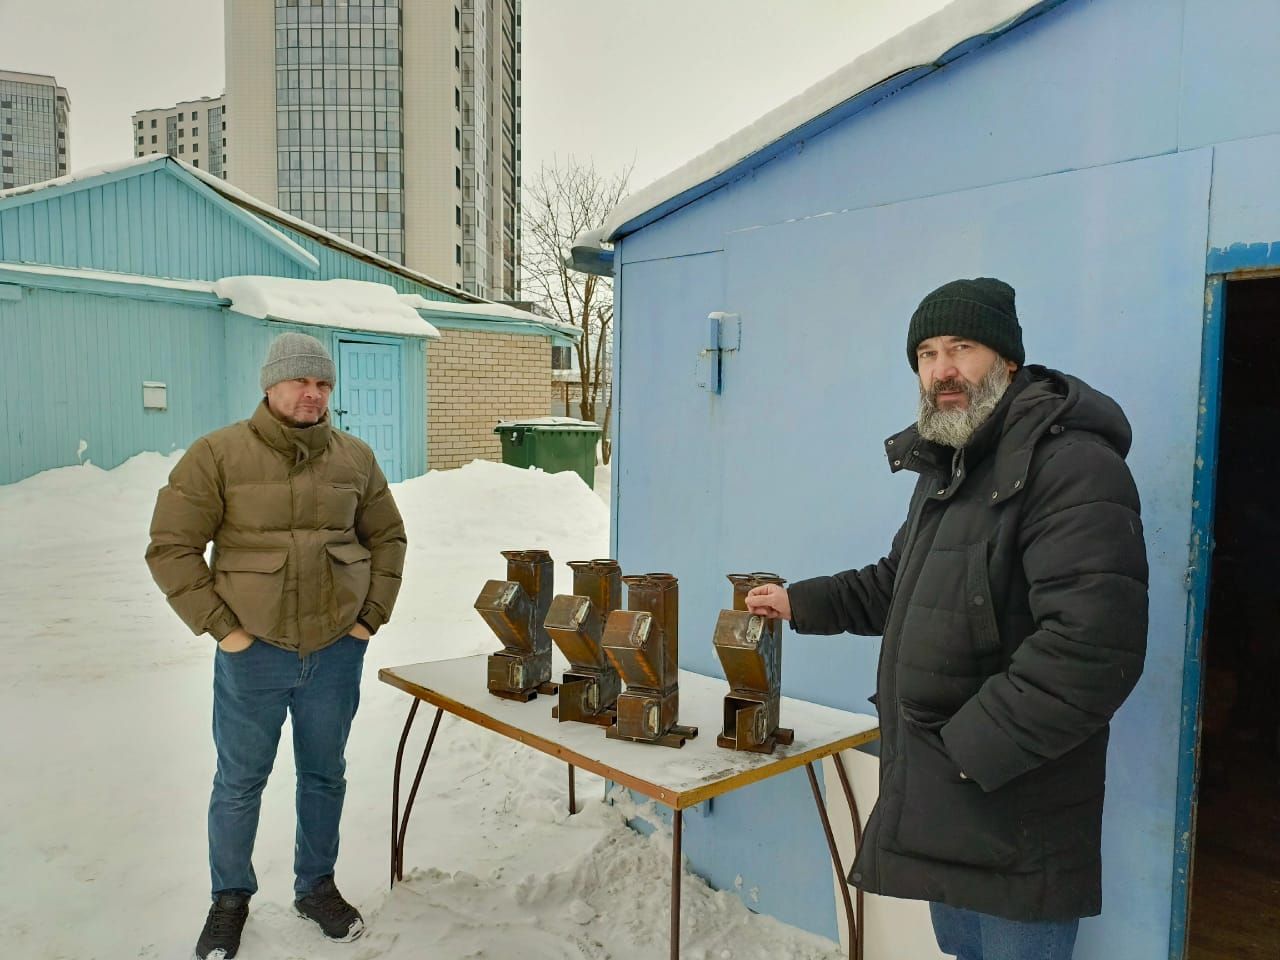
[
  {"left": 215, "top": 275, "right": 442, "bottom": 339},
  {"left": 599, "top": 0, "right": 1042, "bottom": 240},
  {"left": 0, "top": 454, "right": 841, "bottom": 959}
]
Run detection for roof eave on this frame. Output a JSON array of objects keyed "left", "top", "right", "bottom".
[{"left": 604, "top": 0, "right": 1069, "bottom": 243}]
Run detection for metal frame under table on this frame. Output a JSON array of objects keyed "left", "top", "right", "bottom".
[{"left": 380, "top": 655, "right": 879, "bottom": 960}]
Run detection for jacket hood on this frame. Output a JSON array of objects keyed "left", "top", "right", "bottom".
[{"left": 1032, "top": 366, "right": 1132, "bottom": 458}]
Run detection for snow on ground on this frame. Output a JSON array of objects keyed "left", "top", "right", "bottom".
[{"left": 0, "top": 455, "right": 840, "bottom": 959}]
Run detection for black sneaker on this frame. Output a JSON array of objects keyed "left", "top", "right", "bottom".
[
  {"left": 194, "top": 891, "right": 249, "bottom": 959},
  {"left": 295, "top": 876, "right": 364, "bottom": 942}
]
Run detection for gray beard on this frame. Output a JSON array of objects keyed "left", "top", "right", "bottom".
[{"left": 917, "top": 360, "right": 1013, "bottom": 448}]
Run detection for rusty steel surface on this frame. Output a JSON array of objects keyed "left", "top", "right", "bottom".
[
  {"left": 475, "top": 549, "right": 556, "bottom": 701},
  {"left": 714, "top": 572, "right": 793, "bottom": 754},
  {"left": 547, "top": 559, "right": 624, "bottom": 726},
  {"left": 603, "top": 574, "right": 698, "bottom": 748}
]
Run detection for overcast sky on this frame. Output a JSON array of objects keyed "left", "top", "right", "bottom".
[{"left": 0, "top": 0, "right": 951, "bottom": 196}]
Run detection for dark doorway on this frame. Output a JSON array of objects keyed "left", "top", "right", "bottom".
[{"left": 1187, "top": 276, "right": 1280, "bottom": 960}]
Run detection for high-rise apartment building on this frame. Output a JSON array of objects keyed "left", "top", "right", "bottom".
[
  {"left": 0, "top": 70, "right": 69, "bottom": 190},
  {"left": 225, "top": 0, "right": 521, "bottom": 300},
  {"left": 131, "top": 95, "right": 228, "bottom": 179}
]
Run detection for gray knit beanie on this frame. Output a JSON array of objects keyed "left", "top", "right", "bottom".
[{"left": 260, "top": 332, "right": 337, "bottom": 392}]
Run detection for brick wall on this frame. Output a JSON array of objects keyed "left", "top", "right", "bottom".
[{"left": 426, "top": 328, "right": 551, "bottom": 470}]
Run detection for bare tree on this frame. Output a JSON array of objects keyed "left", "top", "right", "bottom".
[{"left": 523, "top": 158, "right": 631, "bottom": 464}]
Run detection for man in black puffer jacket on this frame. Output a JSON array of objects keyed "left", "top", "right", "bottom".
[{"left": 746, "top": 278, "right": 1148, "bottom": 960}]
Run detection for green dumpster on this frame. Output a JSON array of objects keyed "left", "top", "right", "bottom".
[{"left": 494, "top": 417, "right": 602, "bottom": 489}]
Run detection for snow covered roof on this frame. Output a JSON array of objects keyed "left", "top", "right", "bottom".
[
  {"left": 400, "top": 293, "right": 580, "bottom": 340},
  {"left": 0, "top": 155, "right": 579, "bottom": 340},
  {"left": 0, "top": 261, "right": 218, "bottom": 294},
  {"left": 597, "top": 0, "right": 1059, "bottom": 243},
  {"left": 0, "top": 155, "right": 158, "bottom": 201},
  {"left": 214, "top": 276, "right": 441, "bottom": 339},
  {"left": 3, "top": 156, "right": 499, "bottom": 309},
  {"left": 0, "top": 263, "right": 440, "bottom": 339},
  {"left": 180, "top": 161, "right": 482, "bottom": 304}
]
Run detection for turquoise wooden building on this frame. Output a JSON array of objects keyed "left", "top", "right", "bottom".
[{"left": 0, "top": 155, "right": 569, "bottom": 485}]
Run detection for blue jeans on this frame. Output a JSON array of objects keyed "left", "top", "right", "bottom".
[
  {"left": 930, "top": 902, "right": 1079, "bottom": 960},
  {"left": 209, "top": 634, "right": 366, "bottom": 898}
]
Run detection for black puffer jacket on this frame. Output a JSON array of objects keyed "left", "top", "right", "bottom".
[{"left": 789, "top": 365, "right": 1148, "bottom": 921}]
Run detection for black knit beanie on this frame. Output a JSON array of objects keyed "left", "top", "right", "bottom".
[{"left": 906, "top": 278, "right": 1024, "bottom": 371}]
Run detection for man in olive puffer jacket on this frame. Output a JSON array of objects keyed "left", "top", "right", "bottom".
[
  {"left": 746, "top": 279, "right": 1148, "bottom": 960},
  {"left": 147, "top": 332, "right": 407, "bottom": 959}
]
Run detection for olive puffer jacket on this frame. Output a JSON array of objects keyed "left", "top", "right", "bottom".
[
  {"left": 146, "top": 401, "right": 407, "bottom": 655},
  {"left": 788, "top": 365, "right": 1148, "bottom": 921}
]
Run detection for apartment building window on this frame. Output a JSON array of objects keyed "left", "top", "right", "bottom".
[
  {"left": 455, "top": 48, "right": 460, "bottom": 68},
  {"left": 151, "top": 135, "right": 157, "bottom": 144},
  {"left": 178, "top": 128, "right": 184, "bottom": 138},
  {"left": 193, "top": 159, "right": 199, "bottom": 168},
  {"left": 455, "top": 167, "right": 461, "bottom": 187},
  {"left": 455, "top": 127, "right": 460, "bottom": 149},
  {"left": 456, "top": 205, "right": 461, "bottom": 225},
  {"left": 178, "top": 112, "right": 184, "bottom": 121},
  {"left": 136, "top": 120, "right": 143, "bottom": 129},
  {"left": 193, "top": 142, "right": 199, "bottom": 152},
  {"left": 150, "top": 118, "right": 157, "bottom": 128},
  {"left": 191, "top": 110, "right": 199, "bottom": 120},
  {"left": 178, "top": 144, "right": 185, "bottom": 154},
  {"left": 137, "top": 136, "right": 143, "bottom": 145},
  {"left": 193, "top": 127, "right": 199, "bottom": 136},
  {"left": 456, "top": 245, "right": 461, "bottom": 264}
]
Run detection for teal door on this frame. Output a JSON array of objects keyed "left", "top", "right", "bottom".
[{"left": 336, "top": 340, "right": 403, "bottom": 482}]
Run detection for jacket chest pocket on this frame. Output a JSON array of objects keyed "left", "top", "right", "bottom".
[
  {"left": 321, "top": 482, "right": 361, "bottom": 529},
  {"left": 325, "top": 541, "right": 372, "bottom": 625},
  {"left": 964, "top": 542, "right": 1001, "bottom": 657},
  {"left": 213, "top": 548, "right": 289, "bottom": 638}
]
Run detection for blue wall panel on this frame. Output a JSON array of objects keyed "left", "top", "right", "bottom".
[
  {"left": 615, "top": 250, "right": 841, "bottom": 939},
  {"left": 620, "top": 0, "right": 1185, "bottom": 266},
  {"left": 0, "top": 287, "right": 226, "bottom": 484},
  {"left": 1207, "top": 132, "right": 1280, "bottom": 258},
  {"left": 1179, "top": 0, "right": 1280, "bottom": 151}
]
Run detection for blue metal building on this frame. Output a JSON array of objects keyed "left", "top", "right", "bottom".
[
  {"left": 583, "top": 1, "right": 1280, "bottom": 957},
  {"left": 0, "top": 155, "right": 570, "bottom": 485}
]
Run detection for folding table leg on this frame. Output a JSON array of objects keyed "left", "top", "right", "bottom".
[
  {"left": 806, "top": 762, "right": 856, "bottom": 960},
  {"left": 671, "top": 808, "right": 683, "bottom": 960},
  {"left": 390, "top": 702, "right": 443, "bottom": 887},
  {"left": 829, "top": 752, "right": 865, "bottom": 960},
  {"left": 568, "top": 763, "right": 577, "bottom": 815}
]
